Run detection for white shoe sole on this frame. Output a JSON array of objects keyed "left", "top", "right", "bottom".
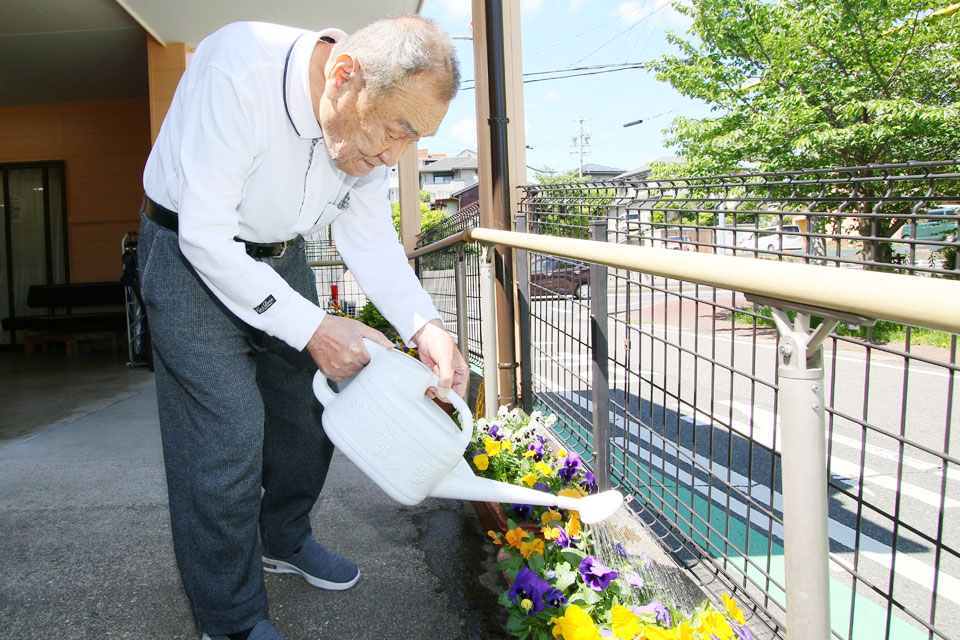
[{"left": 261, "top": 556, "right": 360, "bottom": 591}]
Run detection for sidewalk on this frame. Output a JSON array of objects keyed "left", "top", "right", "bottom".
[{"left": 0, "top": 352, "right": 507, "bottom": 640}]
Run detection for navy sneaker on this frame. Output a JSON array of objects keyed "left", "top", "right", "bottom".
[
  {"left": 262, "top": 537, "right": 360, "bottom": 590},
  {"left": 201, "top": 619, "right": 283, "bottom": 640}
]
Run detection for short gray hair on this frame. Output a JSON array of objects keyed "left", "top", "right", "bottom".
[{"left": 334, "top": 15, "right": 460, "bottom": 102}]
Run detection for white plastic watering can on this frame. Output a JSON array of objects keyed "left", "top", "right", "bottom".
[{"left": 312, "top": 339, "right": 624, "bottom": 524}]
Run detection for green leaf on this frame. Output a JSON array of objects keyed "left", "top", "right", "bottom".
[{"left": 528, "top": 552, "right": 546, "bottom": 574}]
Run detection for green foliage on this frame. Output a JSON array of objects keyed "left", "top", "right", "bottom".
[
  {"left": 654, "top": 0, "right": 960, "bottom": 174},
  {"left": 652, "top": 0, "right": 960, "bottom": 260},
  {"left": 733, "top": 305, "right": 954, "bottom": 347},
  {"left": 356, "top": 300, "right": 393, "bottom": 332},
  {"left": 391, "top": 191, "right": 449, "bottom": 240},
  {"left": 530, "top": 169, "right": 615, "bottom": 239}
]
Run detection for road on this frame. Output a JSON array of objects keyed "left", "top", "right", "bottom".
[{"left": 527, "top": 279, "right": 959, "bottom": 640}]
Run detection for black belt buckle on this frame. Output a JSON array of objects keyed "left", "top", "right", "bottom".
[{"left": 238, "top": 237, "right": 295, "bottom": 259}]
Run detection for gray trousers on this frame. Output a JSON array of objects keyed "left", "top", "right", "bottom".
[{"left": 138, "top": 214, "right": 333, "bottom": 634}]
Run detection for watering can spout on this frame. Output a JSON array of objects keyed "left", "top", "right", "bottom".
[{"left": 429, "top": 459, "right": 624, "bottom": 525}]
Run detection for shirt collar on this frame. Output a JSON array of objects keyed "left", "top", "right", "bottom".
[{"left": 284, "top": 28, "right": 347, "bottom": 140}]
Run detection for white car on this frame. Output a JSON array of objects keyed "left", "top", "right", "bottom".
[{"left": 736, "top": 225, "right": 804, "bottom": 252}]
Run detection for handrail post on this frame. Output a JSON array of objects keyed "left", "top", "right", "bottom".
[
  {"left": 589, "top": 219, "right": 611, "bottom": 491},
  {"left": 454, "top": 244, "right": 470, "bottom": 365},
  {"left": 743, "top": 294, "right": 869, "bottom": 640},
  {"left": 515, "top": 212, "right": 533, "bottom": 414},
  {"left": 480, "top": 244, "right": 500, "bottom": 418}
]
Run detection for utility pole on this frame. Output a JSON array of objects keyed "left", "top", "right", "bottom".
[{"left": 570, "top": 117, "right": 591, "bottom": 178}]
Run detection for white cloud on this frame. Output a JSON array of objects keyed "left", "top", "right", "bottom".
[
  {"left": 617, "top": 0, "right": 692, "bottom": 29},
  {"left": 450, "top": 117, "right": 478, "bottom": 149},
  {"left": 431, "top": 0, "right": 472, "bottom": 23},
  {"left": 522, "top": 0, "right": 544, "bottom": 15},
  {"left": 570, "top": 0, "right": 586, "bottom": 11},
  {"left": 616, "top": 1, "right": 646, "bottom": 25},
  {"left": 545, "top": 90, "right": 561, "bottom": 102}
]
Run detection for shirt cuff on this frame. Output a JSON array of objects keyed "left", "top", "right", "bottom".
[{"left": 271, "top": 296, "right": 327, "bottom": 351}]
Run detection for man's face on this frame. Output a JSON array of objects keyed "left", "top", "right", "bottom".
[{"left": 318, "top": 56, "right": 449, "bottom": 177}]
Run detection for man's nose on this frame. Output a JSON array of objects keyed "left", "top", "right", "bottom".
[{"left": 378, "top": 139, "right": 409, "bottom": 166}]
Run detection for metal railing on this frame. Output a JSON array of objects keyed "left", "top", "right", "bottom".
[{"left": 401, "top": 160, "right": 960, "bottom": 640}]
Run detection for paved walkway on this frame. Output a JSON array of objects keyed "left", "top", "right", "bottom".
[{"left": 0, "top": 352, "right": 507, "bottom": 640}]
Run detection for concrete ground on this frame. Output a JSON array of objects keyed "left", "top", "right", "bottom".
[{"left": 0, "top": 351, "right": 508, "bottom": 640}]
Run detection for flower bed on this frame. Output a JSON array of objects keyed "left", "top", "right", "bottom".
[{"left": 467, "top": 407, "right": 756, "bottom": 640}]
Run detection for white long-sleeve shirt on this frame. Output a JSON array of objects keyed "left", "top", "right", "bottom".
[{"left": 143, "top": 21, "right": 440, "bottom": 350}]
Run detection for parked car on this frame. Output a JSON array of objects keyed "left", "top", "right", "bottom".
[
  {"left": 529, "top": 256, "right": 590, "bottom": 299},
  {"left": 736, "top": 225, "right": 804, "bottom": 251},
  {"left": 663, "top": 235, "right": 694, "bottom": 251},
  {"left": 899, "top": 205, "right": 959, "bottom": 242}
]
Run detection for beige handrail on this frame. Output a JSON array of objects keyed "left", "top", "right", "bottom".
[{"left": 465, "top": 227, "right": 960, "bottom": 335}]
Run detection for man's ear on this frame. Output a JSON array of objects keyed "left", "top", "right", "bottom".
[{"left": 328, "top": 53, "right": 358, "bottom": 89}]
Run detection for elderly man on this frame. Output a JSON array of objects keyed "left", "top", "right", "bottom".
[{"left": 139, "top": 17, "right": 468, "bottom": 640}]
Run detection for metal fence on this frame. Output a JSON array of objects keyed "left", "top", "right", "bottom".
[
  {"left": 516, "top": 161, "right": 959, "bottom": 640},
  {"left": 415, "top": 202, "right": 484, "bottom": 367},
  {"left": 408, "top": 160, "right": 959, "bottom": 640}
]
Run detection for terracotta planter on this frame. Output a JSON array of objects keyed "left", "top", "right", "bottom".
[{"left": 471, "top": 500, "right": 543, "bottom": 538}]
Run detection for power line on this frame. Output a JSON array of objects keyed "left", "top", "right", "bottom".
[{"left": 459, "top": 62, "right": 648, "bottom": 91}]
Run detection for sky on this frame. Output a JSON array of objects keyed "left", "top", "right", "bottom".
[{"left": 419, "top": 0, "right": 713, "bottom": 179}]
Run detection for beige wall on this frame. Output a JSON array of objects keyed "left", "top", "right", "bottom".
[{"left": 0, "top": 100, "right": 151, "bottom": 282}]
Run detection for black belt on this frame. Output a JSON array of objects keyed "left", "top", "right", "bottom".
[{"left": 143, "top": 198, "right": 298, "bottom": 259}]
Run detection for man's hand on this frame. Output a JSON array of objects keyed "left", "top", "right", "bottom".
[
  {"left": 412, "top": 319, "right": 469, "bottom": 401},
  {"left": 306, "top": 315, "right": 395, "bottom": 382}
]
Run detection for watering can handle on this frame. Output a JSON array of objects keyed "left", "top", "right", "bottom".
[{"left": 312, "top": 338, "right": 389, "bottom": 407}]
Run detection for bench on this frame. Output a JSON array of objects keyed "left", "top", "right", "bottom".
[{"left": 1, "top": 282, "right": 127, "bottom": 355}]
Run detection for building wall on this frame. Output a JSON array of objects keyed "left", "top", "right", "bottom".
[{"left": 0, "top": 99, "right": 151, "bottom": 282}]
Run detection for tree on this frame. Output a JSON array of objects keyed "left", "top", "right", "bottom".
[
  {"left": 655, "top": 0, "right": 960, "bottom": 172},
  {"left": 653, "top": 0, "right": 960, "bottom": 262},
  {"left": 391, "top": 190, "right": 448, "bottom": 240}
]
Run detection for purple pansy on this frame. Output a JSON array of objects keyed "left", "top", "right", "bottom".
[
  {"left": 527, "top": 436, "right": 546, "bottom": 461},
  {"left": 511, "top": 503, "right": 532, "bottom": 521},
  {"left": 533, "top": 482, "right": 551, "bottom": 493},
  {"left": 544, "top": 587, "right": 567, "bottom": 609},
  {"left": 508, "top": 567, "right": 550, "bottom": 615},
  {"left": 558, "top": 450, "right": 582, "bottom": 484},
  {"left": 554, "top": 526, "right": 577, "bottom": 548},
  {"left": 632, "top": 601, "right": 672, "bottom": 627},
  {"left": 734, "top": 624, "right": 756, "bottom": 640},
  {"left": 578, "top": 556, "right": 619, "bottom": 592},
  {"left": 580, "top": 470, "right": 598, "bottom": 494},
  {"left": 612, "top": 542, "right": 628, "bottom": 557},
  {"left": 486, "top": 423, "right": 501, "bottom": 440},
  {"left": 625, "top": 570, "right": 644, "bottom": 589}
]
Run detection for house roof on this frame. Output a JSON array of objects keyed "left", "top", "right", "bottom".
[
  {"left": 420, "top": 154, "right": 479, "bottom": 173},
  {"left": 581, "top": 163, "right": 625, "bottom": 175}
]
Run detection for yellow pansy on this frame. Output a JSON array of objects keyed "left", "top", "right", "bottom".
[
  {"left": 535, "top": 461, "right": 554, "bottom": 477},
  {"left": 696, "top": 610, "right": 733, "bottom": 639},
  {"left": 567, "top": 512, "right": 582, "bottom": 537},
  {"left": 487, "top": 530, "right": 502, "bottom": 544},
  {"left": 522, "top": 450, "right": 537, "bottom": 458},
  {"left": 723, "top": 594, "right": 745, "bottom": 625},
  {"left": 641, "top": 622, "right": 692, "bottom": 640},
  {"left": 473, "top": 454, "right": 489, "bottom": 471},
  {"left": 558, "top": 487, "right": 583, "bottom": 499},
  {"left": 551, "top": 604, "right": 603, "bottom": 640},
  {"left": 557, "top": 449, "right": 568, "bottom": 458},
  {"left": 505, "top": 527, "right": 528, "bottom": 549},
  {"left": 541, "top": 526, "right": 561, "bottom": 540},
  {"left": 520, "top": 537, "right": 545, "bottom": 559},
  {"left": 522, "top": 473, "right": 538, "bottom": 487},
  {"left": 521, "top": 598, "right": 533, "bottom": 612},
  {"left": 542, "top": 509, "right": 562, "bottom": 524},
  {"left": 611, "top": 605, "right": 641, "bottom": 640},
  {"left": 485, "top": 439, "right": 502, "bottom": 455},
  {"left": 502, "top": 440, "right": 514, "bottom": 451}
]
